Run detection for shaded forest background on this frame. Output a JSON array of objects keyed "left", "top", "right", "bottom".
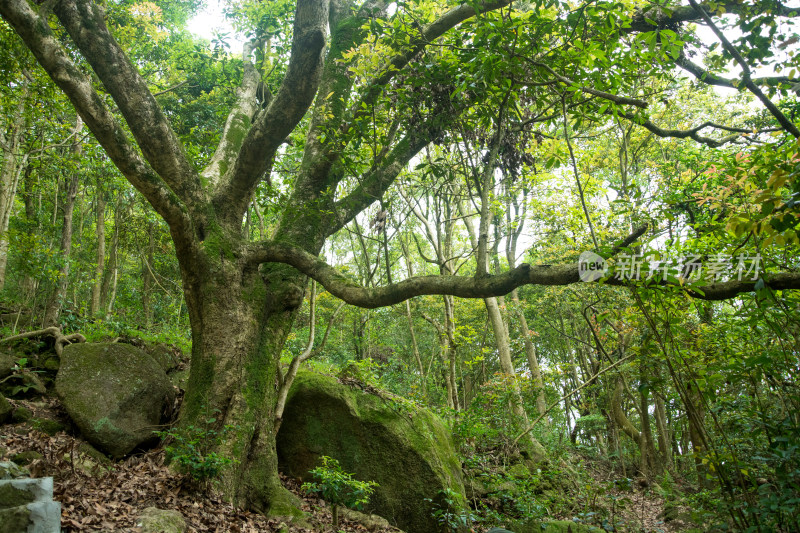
[{"left": 1, "top": 0, "right": 800, "bottom": 531}]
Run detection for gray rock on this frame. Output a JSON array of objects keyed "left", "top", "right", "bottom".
[
  {"left": 0, "top": 461, "right": 29, "bottom": 480},
  {"left": 56, "top": 343, "right": 175, "bottom": 458},
  {"left": 136, "top": 507, "right": 187, "bottom": 533},
  {"left": 0, "top": 500, "right": 61, "bottom": 533},
  {"left": 0, "top": 477, "right": 53, "bottom": 507}
]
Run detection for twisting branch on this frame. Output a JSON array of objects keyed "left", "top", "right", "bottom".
[
  {"left": 686, "top": 0, "right": 800, "bottom": 138},
  {"left": 242, "top": 226, "right": 800, "bottom": 306},
  {"left": 610, "top": 109, "right": 743, "bottom": 147}
]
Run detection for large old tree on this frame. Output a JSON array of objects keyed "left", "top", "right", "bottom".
[{"left": 2, "top": 0, "right": 799, "bottom": 514}]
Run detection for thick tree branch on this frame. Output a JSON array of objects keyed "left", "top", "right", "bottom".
[
  {"left": 53, "top": 0, "right": 205, "bottom": 207},
  {"left": 242, "top": 239, "right": 800, "bottom": 308},
  {"left": 202, "top": 38, "right": 263, "bottom": 189},
  {"left": 213, "top": 0, "right": 329, "bottom": 227},
  {"left": 0, "top": 0, "right": 189, "bottom": 231},
  {"left": 331, "top": 130, "right": 436, "bottom": 234},
  {"left": 626, "top": 1, "right": 799, "bottom": 33},
  {"left": 612, "top": 109, "right": 743, "bottom": 147}
]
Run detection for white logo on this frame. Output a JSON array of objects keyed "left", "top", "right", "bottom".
[{"left": 579, "top": 251, "right": 607, "bottom": 282}]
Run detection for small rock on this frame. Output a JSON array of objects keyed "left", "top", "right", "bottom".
[
  {"left": 12, "top": 406, "right": 32, "bottom": 423},
  {"left": 136, "top": 507, "right": 187, "bottom": 533},
  {"left": 0, "top": 353, "right": 15, "bottom": 380},
  {"left": 33, "top": 418, "right": 65, "bottom": 436},
  {"left": 10, "top": 450, "right": 43, "bottom": 466},
  {"left": 507, "top": 462, "right": 530, "bottom": 479},
  {"left": 42, "top": 356, "right": 60, "bottom": 372},
  {"left": 340, "top": 508, "right": 392, "bottom": 531}
]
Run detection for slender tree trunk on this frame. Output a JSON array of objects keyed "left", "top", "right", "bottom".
[
  {"left": 43, "top": 171, "right": 80, "bottom": 326},
  {"left": 654, "top": 391, "right": 673, "bottom": 469},
  {"left": 509, "top": 289, "right": 548, "bottom": 418},
  {"left": 90, "top": 194, "right": 105, "bottom": 316},
  {"left": 484, "top": 296, "right": 546, "bottom": 461},
  {"left": 0, "top": 83, "right": 31, "bottom": 291},
  {"left": 443, "top": 294, "right": 460, "bottom": 410},
  {"left": 142, "top": 220, "right": 154, "bottom": 328}
]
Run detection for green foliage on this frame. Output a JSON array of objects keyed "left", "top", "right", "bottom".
[
  {"left": 155, "top": 411, "right": 237, "bottom": 483},
  {"left": 338, "top": 358, "right": 385, "bottom": 388},
  {"left": 424, "top": 488, "right": 476, "bottom": 533},
  {"left": 301, "top": 456, "right": 378, "bottom": 519}
]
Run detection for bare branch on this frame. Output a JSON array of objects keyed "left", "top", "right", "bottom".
[
  {"left": 611, "top": 109, "right": 743, "bottom": 147},
  {"left": 528, "top": 61, "right": 649, "bottom": 108},
  {"left": 687, "top": 0, "right": 800, "bottom": 137}
]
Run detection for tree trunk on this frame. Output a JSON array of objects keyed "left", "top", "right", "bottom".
[
  {"left": 43, "top": 171, "right": 80, "bottom": 327},
  {"left": 177, "top": 222, "right": 317, "bottom": 513},
  {"left": 90, "top": 194, "right": 105, "bottom": 316},
  {"left": 443, "top": 294, "right": 460, "bottom": 411},
  {"left": 142, "top": 220, "right": 154, "bottom": 328},
  {"left": 509, "top": 289, "right": 548, "bottom": 419},
  {"left": 484, "top": 296, "right": 546, "bottom": 461},
  {"left": 0, "top": 82, "right": 31, "bottom": 291}
]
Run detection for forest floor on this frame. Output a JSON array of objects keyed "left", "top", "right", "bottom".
[
  {"left": 0, "top": 396, "right": 404, "bottom": 532},
  {"left": 1, "top": 396, "right": 689, "bottom": 532}
]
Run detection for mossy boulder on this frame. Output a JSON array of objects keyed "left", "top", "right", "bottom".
[
  {"left": 136, "top": 507, "right": 186, "bottom": 533},
  {"left": 0, "top": 394, "right": 11, "bottom": 424},
  {"left": 0, "top": 372, "right": 47, "bottom": 399},
  {"left": 276, "top": 371, "right": 465, "bottom": 533},
  {"left": 510, "top": 519, "right": 601, "bottom": 533},
  {"left": 55, "top": 343, "right": 175, "bottom": 458},
  {"left": 0, "top": 352, "right": 16, "bottom": 380}
]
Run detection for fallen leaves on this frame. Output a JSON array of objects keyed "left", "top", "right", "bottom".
[{"left": 0, "top": 406, "right": 402, "bottom": 533}]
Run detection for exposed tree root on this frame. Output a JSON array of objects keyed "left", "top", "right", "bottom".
[{"left": 1, "top": 326, "right": 86, "bottom": 357}]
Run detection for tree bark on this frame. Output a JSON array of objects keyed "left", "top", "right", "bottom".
[
  {"left": 90, "top": 193, "right": 105, "bottom": 316},
  {"left": 0, "top": 82, "right": 31, "bottom": 291},
  {"left": 43, "top": 117, "right": 82, "bottom": 326}
]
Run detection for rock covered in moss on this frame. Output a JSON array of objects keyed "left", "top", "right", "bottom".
[
  {"left": 0, "top": 394, "right": 11, "bottom": 424},
  {"left": 510, "top": 519, "right": 600, "bottom": 532},
  {"left": 136, "top": 507, "right": 186, "bottom": 533},
  {"left": 276, "top": 371, "right": 465, "bottom": 533},
  {"left": 55, "top": 343, "right": 175, "bottom": 458},
  {"left": 0, "top": 372, "right": 47, "bottom": 399}
]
